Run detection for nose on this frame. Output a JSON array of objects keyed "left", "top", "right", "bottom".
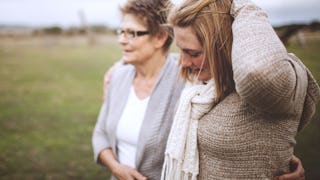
[
  {"left": 180, "top": 53, "right": 192, "bottom": 68},
  {"left": 118, "top": 34, "right": 128, "bottom": 45}
]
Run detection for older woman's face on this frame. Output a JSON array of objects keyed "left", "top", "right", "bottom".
[
  {"left": 118, "top": 14, "right": 156, "bottom": 65},
  {"left": 174, "top": 26, "right": 211, "bottom": 82}
]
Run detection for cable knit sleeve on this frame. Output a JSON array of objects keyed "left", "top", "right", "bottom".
[{"left": 230, "top": 0, "right": 300, "bottom": 113}]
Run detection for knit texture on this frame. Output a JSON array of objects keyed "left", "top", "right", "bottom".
[
  {"left": 161, "top": 80, "right": 217, "bottom": 180},
  {"left": 196, "top": 0, "right": 320, "bottom": 179}
]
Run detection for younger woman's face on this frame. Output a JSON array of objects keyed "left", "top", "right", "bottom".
[{"left": 174, "top": 26, "right": 211, "bottom": 82}]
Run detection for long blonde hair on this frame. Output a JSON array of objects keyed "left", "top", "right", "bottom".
[{"left": 169, "top": 0, "right": 234, "bottom": 100}]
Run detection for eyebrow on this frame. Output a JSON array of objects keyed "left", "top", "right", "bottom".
[
  {"left": 176, "top": 42, "right": 202, "bottom": 53},
  {"left": 182, "top": 49, "right": 202, "bottom": 54}
]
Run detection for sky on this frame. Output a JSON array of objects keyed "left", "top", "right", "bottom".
[{"left": 0, "top": 0, "right": 319, "bottom": 28}]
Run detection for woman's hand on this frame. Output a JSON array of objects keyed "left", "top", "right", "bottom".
[
  {"left": 103, "top": 61, "right": 122, "bottom": 100},
  {"left": 112, "top": 163, "right": 147, "bottom": 180},
  {"left": 98, "top": 148, "right": 147, "bottom": 180},
  {"left": 274, "top": 155, "right": 305, "bottom": 180}
]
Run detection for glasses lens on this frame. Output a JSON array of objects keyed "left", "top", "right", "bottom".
[
  {"left": 117, "top": 29, "right": 148, "bottom": 39},
  {"left": 127, "top": 30, "right": 135, "bottom": 39},
  {"left": 116, "top": 29, "right": 122, "bottom": 36}
]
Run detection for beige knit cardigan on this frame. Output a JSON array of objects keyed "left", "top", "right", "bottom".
[{"left": 197, "top": 0, "right": 320, "bottom": 179}]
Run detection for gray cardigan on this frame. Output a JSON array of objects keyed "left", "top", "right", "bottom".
[{"left": 92, "top": 54, "right": 184, "bottom": 180}]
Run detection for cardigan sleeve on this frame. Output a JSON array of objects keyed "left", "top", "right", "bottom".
[
  {"left": 230, "top": 0, "right": 306, "bottom": 114},
  {"left": 92, "top": 63, "right": 136, "bottom": 166},
  {"left": 92, "top": 98, "right": 112, "bottom": 164}
]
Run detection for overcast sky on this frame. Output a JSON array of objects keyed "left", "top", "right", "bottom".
[{"left": 0, "top": 0, "right": 319, "bottom": 28}]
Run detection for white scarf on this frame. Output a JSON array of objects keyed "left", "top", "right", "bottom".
[{"left": 161, "top": 80, "right": 217, "bottom": 180}]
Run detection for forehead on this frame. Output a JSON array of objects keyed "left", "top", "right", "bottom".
[
  {"left": 174, "top": 26, "right": 202, "bottom": 51},
  {"left": 121, "top": 14, "right": 147, "bottom": 30}
]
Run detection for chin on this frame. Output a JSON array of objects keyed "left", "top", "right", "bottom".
[
  {"left": 122, "top": 58, "right": 130, "bottom": 64},
  {"left": 197, "top": 74, "right": 211, "bottom": 82},
  {"left": 122, "top": 56, "right": 133, "bottom": 64}
]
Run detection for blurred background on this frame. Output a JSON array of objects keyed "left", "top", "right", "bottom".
[{"left": 0, "top": 0, "right": 319, "bottom": 179}]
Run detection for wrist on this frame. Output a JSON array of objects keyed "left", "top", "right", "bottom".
[{"left": 109, "top": 160, "right": 121, "bottom": 175}]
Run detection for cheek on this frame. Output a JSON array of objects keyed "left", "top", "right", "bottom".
[
  {"left": 203, "top": 60, "right": 210, "bottom": 70},
  {"left": 192, "top": 55, "right": 205, "bottom": 68}
]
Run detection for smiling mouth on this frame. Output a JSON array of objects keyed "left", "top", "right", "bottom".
[
  {"left": 122, "top": 50, "right": 133, "bottom": 56},
  {"left": 192, "top": 68, "right": 203, "bottom": 74}
]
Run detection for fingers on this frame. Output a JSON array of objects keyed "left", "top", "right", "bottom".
[
  {"left": 104, "top": 69, "right": 113, "bottom": 85},
  {"left": 274, "top": 155, "right": 305, "bottom": 180},
  {"left": 290, "top": 155, "right": 305, "bottom": 179},
  {"left": 103, "top": 70, "right": 112, "bottom": 99},
  {"left": 113, "top": 164, "right": 147, "bottom": 180},
  {"left": 274, "top": 172, "right": 305, "bottom": 180},
  {"left": 102, "top": 61, "right": 122, "bottom": 100},
  {"left": 131, "top": 169, "right": 148, "bottom": 180}
]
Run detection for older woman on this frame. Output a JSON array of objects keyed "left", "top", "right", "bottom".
[
  {"left": 92, "top": 0, "right": 184, "bottom": 179},
  {"left": 162, "top": 0, "right": 319, "bottom": 179}
]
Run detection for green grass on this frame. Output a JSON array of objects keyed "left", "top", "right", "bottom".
[
  {"left": 0, "top": 34, "right": 319, "bottom": 179},
  {"left": 0, "top": 36, "right": 121, "bottom": 179}
]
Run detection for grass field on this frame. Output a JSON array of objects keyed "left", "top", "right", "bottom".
[{"left": 0, "top": 33, "right": 319, "bottom": 179}]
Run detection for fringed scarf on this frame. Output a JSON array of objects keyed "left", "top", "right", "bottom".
[{"left": 161, "top": 80, "right": 218, "bottom": 180}]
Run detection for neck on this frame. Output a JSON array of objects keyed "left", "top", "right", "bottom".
[
  {"left": 134, "top": 51, "right": 167, "bottom": 80},
  {"left": 132, "top": 51, "right": 168, "bottom": 99}
]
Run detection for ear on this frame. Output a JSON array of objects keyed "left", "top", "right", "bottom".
[{"left": 153, "top": 31, "right": 169, "bottom": 49}]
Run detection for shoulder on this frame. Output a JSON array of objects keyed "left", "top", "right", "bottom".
[
  {"left": 111, "top": 62, "right": 135, "bottom": 82},
  {"left": 166, "top": 53, "right": 180, "bottom": 67},
  {"left": 161, "top": 53, "right": 181, "bottom": 79},
  {"left": 106, "top": 62, "right": 135, "bottom": 95},
  {"left": 154, "top": 53, "right": 185, "bottom": 98}
]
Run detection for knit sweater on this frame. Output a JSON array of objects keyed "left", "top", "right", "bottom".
[
  {"left": 92, "top": 54, "right": 184, "bottom": 180},
  {"left": 197, "top": 0, "right": 320, "bottom": 179}
]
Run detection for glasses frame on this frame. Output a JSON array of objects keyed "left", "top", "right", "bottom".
[{"left": 116, "top": 29, "right": 150, "bottom": 39}]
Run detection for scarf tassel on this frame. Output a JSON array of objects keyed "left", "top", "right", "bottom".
[{"left": 162, "top": 155, "right": 198, "bottom": 180}]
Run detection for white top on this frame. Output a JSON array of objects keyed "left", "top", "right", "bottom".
[{"left": 116, "top": 86, "right": 150, "bottom": 168}]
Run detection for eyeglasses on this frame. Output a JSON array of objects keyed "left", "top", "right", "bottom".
[{"left": 116, "top": 29, "right": 149, "bottom": 39}]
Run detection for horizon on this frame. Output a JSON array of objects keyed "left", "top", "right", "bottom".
[{"left": 0, "top": 0, "right": 319, "bottom": 28}]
